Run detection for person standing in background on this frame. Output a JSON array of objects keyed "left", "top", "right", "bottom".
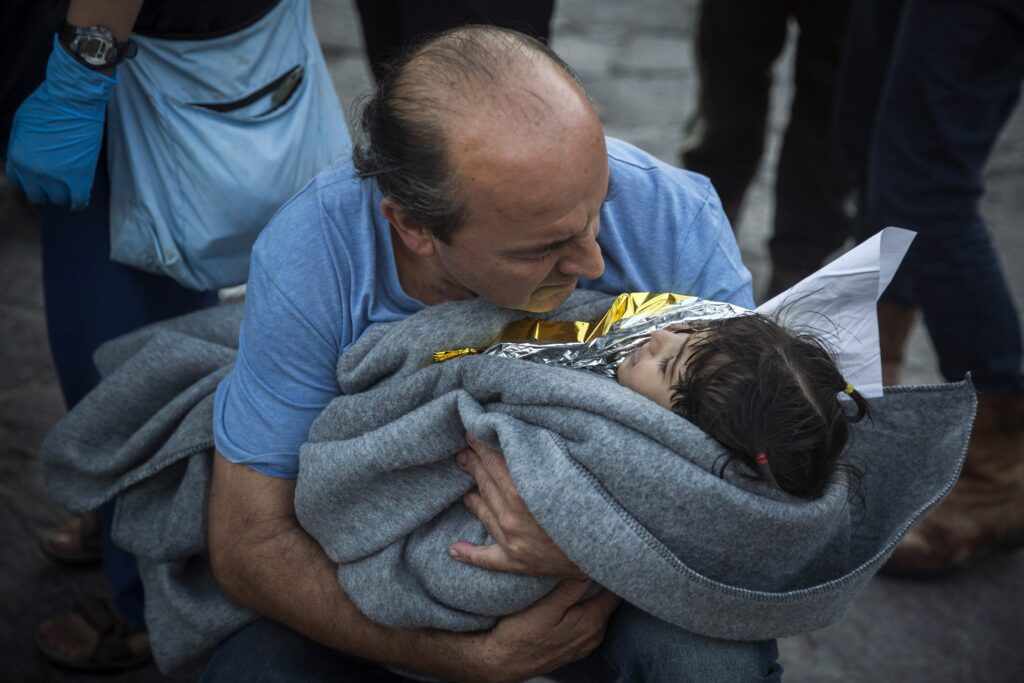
[
  {"left": 681, "top": 0, "right": 853, "bottom": 299},
  {"left": 4, "top": 0, "right": 347, "bottom": 670},
  {"left": 355, "top": 0, "right": 555, "bottom": 83},
  {"left": 837, "top": 0, "right": 1024, "bottom": 575}
]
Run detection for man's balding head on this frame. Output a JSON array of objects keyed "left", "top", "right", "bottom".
[{"left": 353, "top": 25, "right": 599, "bottom": 242}]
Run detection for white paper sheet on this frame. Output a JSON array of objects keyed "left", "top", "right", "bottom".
[{"left": 756, "top": 227, "right": 916, "bottom": 398}]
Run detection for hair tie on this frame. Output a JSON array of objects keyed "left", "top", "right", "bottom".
[
  {"left": 843, "top": 383, "right": 855, "bottom": 395},
  {"left": 755, "top": 452, "right": 780, "bottom": 489}
]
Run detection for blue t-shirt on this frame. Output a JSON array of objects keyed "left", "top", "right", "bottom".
[{"left": 213, "top": 137, "right": 753, "bottom": 478}]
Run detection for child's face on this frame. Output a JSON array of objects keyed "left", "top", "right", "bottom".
[{"left": 615, "top": 326, "right": 702, "bottom": 408}]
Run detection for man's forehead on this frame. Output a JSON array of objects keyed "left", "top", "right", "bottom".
[
  {"left": 452, "top": 123, "right": 608, "bottom": 200},
  {"left": 454, "top": 206, "right": 584, "bottom": 250},
  {"left": 454, "top": 156, "right": 611, "bottom": 251},
  {"left": 500, "top": 170, "right": 615, "bottom": 250}
]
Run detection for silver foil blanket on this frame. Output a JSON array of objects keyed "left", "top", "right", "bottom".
[{"left": 482, "top": 298, "right": 751, "bottom": 378}]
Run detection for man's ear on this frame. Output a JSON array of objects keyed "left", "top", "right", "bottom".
[{"left": 382, "top": 198, "right": 436, "bottom": 257}]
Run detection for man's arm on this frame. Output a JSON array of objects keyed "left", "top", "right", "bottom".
[
  {"left": 66, "top": 0, "right": 143, "bottom": 40},
  {"left": 207, "top": 451, "right": 620, "bottom": 683}
]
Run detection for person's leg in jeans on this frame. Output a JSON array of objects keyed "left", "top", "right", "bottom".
[
  {"left": 202, "top": 609, "right": 781, "bottom": 683},
  {"left": 36, "top": 153, "right": 215, "bottom": 665},
  {"left": 859, "top": 0, "right": 1024, "bottom": 573},
  {"left": 766, "top": 0, "right": 853, "bottom": 296},
  {"left": 550, "top": 603, "right": 781, "bottom": 683},
  {"left": 200, "top": 620, "right": 418, "bottom": 683},
  {"left": 837, "top": 0, "right": 918, "bottom": 384},
  {"left": 681, "top": 0, "right": 790, "bottom": 225}
]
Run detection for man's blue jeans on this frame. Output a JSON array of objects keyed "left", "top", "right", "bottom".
[
  {"left": 40, "top": 153, "right": 215, "bottom": 627},
  {"left": 199, "top": 605, "right": 782, "bottom": 683},
  {"left": 838, "top": 0, "right": 1024, "bottom": 395}
]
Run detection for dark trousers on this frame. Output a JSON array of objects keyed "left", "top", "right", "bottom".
[
  {"left": 355, "top": 0, "right": 555, "bottom": 82},
  {"left": 682, "top": 0, "right": 853, "bottom": 278},
  {"left": 838, "top": 0, "right": 1024, "bottom": 395},
  {"left": 40, "top": 155, "right": 216, "bottom": 626},
  {"left": 200, "top": 607, "right": 781, "bottom": 683}
]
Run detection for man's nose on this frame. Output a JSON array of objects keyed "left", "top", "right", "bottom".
[{"left": 558, "top": 233, "right": 605, "bottom": 280}]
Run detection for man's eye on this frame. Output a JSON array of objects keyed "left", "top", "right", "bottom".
[
  {"left": 659, "top": 356, "right": 671, "bottom": 373},
  {"left": 518, "top": 251, "right": 552, "bottom": 262}
]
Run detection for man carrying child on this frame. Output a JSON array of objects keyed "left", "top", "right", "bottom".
[{"left": 204, "top": 26, "right": 782, "bottom": 683}]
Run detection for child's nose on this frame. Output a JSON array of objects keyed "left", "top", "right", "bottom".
[{"left": 649, "top": 329, "right": 672, "bottom": 353}]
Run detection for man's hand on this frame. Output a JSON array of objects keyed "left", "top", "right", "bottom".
[
  {"left": 470, "top": 579, "right": 621, "bottom": 683},
  {"left": 450, "top": 433, "right": 584, "bottom": 577},
  {"left": 209, "top": 452, "right": 615, "bottom": 683}
]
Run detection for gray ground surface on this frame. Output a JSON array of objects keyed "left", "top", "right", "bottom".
[{"left": 2, "top": 1, "right": 1022, "bottom": 681}]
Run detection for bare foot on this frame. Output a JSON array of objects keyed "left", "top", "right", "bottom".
[
  {"left": 40, "top": 511, "right": 101, "bottom": 563},
  {"left": 35, "top": 600, "right": 150, "bottom": 670}
]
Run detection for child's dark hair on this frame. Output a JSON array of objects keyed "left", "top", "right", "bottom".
[{"left": 668, "top": 313, "right": 869, "bottom": 500}]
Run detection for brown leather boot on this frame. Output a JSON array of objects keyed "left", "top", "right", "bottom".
[
  {"left": 877, "top": 301, "right": 917, "bottom": 386},
  {"left": 883, "top": 394, "right": 1024, "bottom": 576}
]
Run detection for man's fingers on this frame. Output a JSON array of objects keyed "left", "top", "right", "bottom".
[
  {"left": 463, "top": 435, "right": 527, "bottom": 517},
  {"left": 459, "top": 434, "right": 576, "bottom": 577},
  {"left": 448, "top": 541, "right": 513, "bottom": 572},
  {"left": 466, "top": 432, "right": 518, "bottom": 494},
  {"left": 465, "top": 431, "right": 485, "bottom": 450},
  {"left": 462, "top": 490, "right": 506, "bottom": 545},
  {"left": 574, "top": 589, "right": 622, "bottom": 625},
  {"left": 532, "top": 578, "right": 593, "bottom": 615},
  {"left": 458, "top": 448, "right": 505, "bottom": 512},
  {"left": 551, "top": 588, "right": 619, "bottom": 651}
]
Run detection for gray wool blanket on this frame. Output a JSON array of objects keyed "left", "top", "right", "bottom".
[{"left": 42, "top": 290, "right": 975, "bottom": 673}]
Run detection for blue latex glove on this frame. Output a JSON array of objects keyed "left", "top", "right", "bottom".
[{"left": 6, "top": 35, "right": 117, "bottom": 210}]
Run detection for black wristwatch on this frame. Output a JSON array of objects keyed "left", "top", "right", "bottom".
[{"left": 60, "top": 24, "right": 138, "bottom": 70}]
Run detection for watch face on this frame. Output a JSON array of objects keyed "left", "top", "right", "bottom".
[{"left": 72, "top": 30, "right": 116, "bottom": 67}]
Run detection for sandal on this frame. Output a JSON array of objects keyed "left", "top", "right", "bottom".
[
  {"left": 39, "top": 511, "right": 102, "bottom": 564},
  {"left": 35, "top": 596, "right": 152, "bottom": 671}
]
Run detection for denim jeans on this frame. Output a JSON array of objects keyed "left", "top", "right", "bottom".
[
  {"left": 682, "top": 0, "right": 853, "bottom": 279},
  {"left": 838, "top": 0, "right": 1024, "bottom": 395},
  {"left": 200, "top": 605, "right": 782, "bottom": 683},
  {"left": 40, "top": 153, "right": 216, "bottom": 626}
]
